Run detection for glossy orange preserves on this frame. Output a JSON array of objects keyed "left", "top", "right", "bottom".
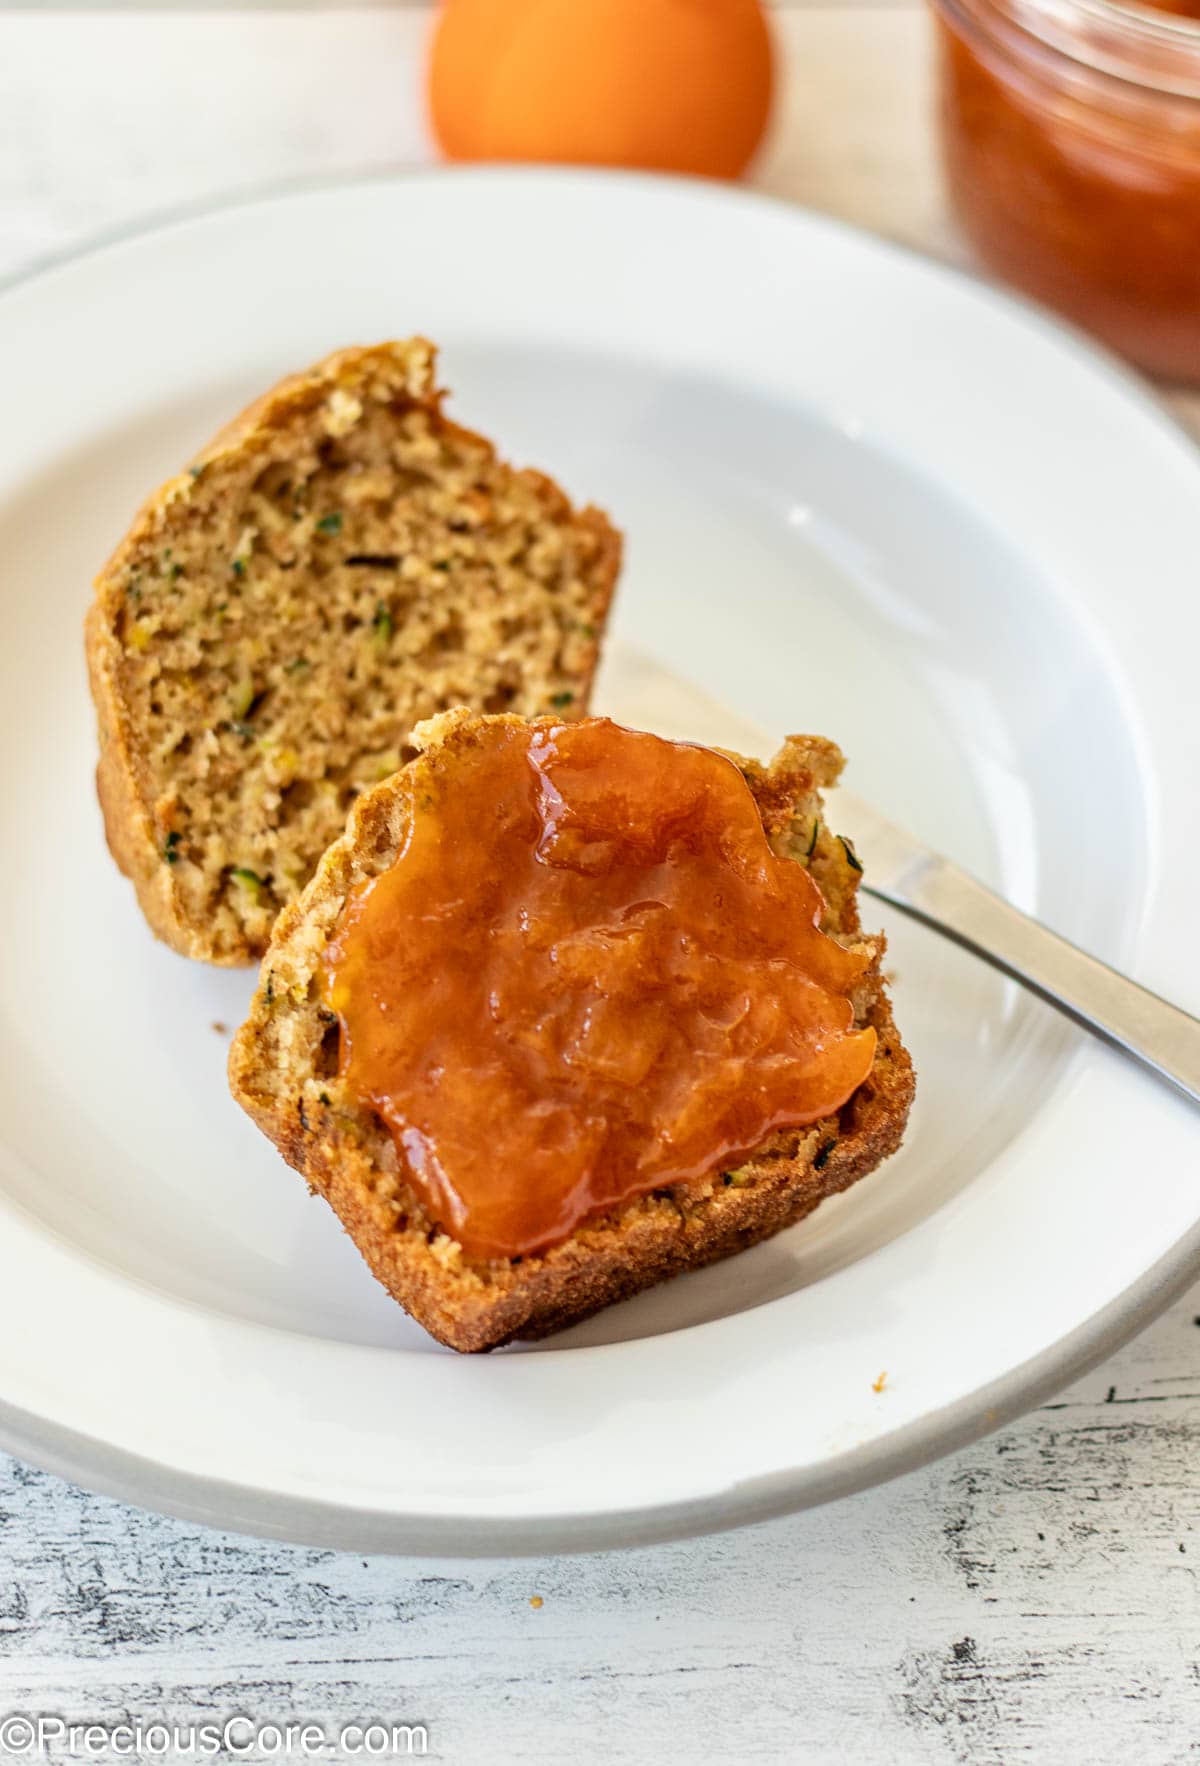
[
  {"left": 323, "top": 718, "right": 876, "bottom": 1261},
  {"left": 934, "top": 0, "right": 1200, "bottom": 381}
]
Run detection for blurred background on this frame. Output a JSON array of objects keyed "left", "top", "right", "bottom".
[
  {"left": 2, "top": 0, "right": 930, "bottom": 271},
  {"left": 7, "top": 0, "right": 1200, "bottom": 416}
]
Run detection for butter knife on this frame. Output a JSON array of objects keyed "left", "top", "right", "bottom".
[{"left": 596, "top": 642, "right": 1200, "bottom": 1108}]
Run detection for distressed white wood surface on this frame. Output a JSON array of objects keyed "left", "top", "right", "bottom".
[{"left": 0, "top": 9, "right": 1197, "bottom": 1761}]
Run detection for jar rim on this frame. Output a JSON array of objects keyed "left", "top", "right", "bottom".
[{"left": 937, "top": 0, "right": 1200, "bottom": 97}]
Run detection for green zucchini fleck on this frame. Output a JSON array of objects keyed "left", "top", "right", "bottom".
[
  {"left": 839, "top": 834, "right": 863, "bottom": 874},
  {"left": 163, "top": 830, "right": 183, "bottom": 865},
  {"left": 230, "top": 867, "right": 266, "bottom": 900},
  {"left": 232, "top": 678, "right": 258, "bottom": 719},
  {"left": 372, "top": 602, "right": 394, "bottom": 647},
  {"left": 549, "top": 690, "right": 575, "bottom": 709},
  {"left": 806, "top": 818, "right": 820, "bottom": 860},
  {"left": 316, "top": 512, "right": 343, "bottom": 535}
]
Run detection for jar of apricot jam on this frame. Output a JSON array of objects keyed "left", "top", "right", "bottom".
[{"left": 932, "top": 0, "right": 1200, "bottom": 380}]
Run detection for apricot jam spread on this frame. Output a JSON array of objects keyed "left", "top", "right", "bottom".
[{"left": 322, "top": 718, "right": 877, "bottom": 1262}]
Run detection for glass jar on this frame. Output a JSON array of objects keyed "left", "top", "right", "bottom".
[{"left": 932, "top": 0, "right": 1200, "bottom": 382}]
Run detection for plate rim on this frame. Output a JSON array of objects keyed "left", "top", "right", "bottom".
[
  {"left": 3, "top": 1211, "right": 1197, "bottom": 1556},
  {"left": 4, "top": 163, "right": 1199, "bottom": 1554}
]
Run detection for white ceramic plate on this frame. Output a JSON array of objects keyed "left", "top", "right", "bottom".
[{"left": 0, "top": 169, "right": 1197, "bottom": 1553}]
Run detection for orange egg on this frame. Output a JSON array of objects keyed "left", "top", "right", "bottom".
[{"left": 427, "top": 0, "right": 774, "bottom": 181}]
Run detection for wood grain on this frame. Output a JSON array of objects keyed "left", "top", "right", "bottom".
[
  {"left": 0, "top": 7, "right": 1196, "bottom": 1760},
  {"left": 0, "top": 1292, "right": 1195, "bottom": 1762}
]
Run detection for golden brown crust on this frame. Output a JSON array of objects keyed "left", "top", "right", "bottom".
[
  {"left": 229, "top": 711, "right": 915, "bottom": 1352},
  {"left": 86, "top": 341, "right": 622, "bottom": 967},
  {"left": 86, "top": 597, "right": 186, "bottom": 953}
]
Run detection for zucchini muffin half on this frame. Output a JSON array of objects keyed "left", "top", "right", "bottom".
[
  {"left": 86, "top": 340, "right": 621, "bottom": 965},
  {"left": 229, "top": 711, "right": 915, "bottom": 1353}
]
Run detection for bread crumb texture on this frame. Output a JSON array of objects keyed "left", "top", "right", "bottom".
[
  {"left": 229, "top": 712, "right": 915, "bottom": 1352},
  {"left": 86, "top": 341, "right": 621, "bottom": 965}
]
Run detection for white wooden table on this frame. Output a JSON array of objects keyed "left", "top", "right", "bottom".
[{"left": 1, "top": 8, "right": 1196, "bottom": 1761}]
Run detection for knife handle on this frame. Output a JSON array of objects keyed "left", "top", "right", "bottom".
[{"left": 867, "top": 859, "right": 1200, "bottom": 1108}]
